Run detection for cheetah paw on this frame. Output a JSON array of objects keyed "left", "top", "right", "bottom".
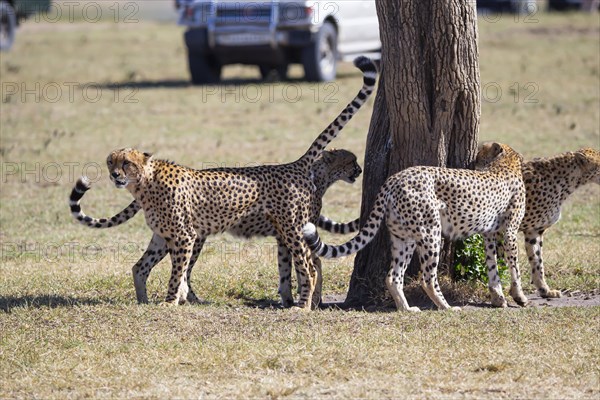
[
  {"left": 541, "top": 289, "right": 562, "bottom": 298},
  {"left": 509, "top": 288, "right": 529, "bottom": 307},
  {"left": 290, "top": 305, "right": 311, "bottom": 313},
  {"left": 186, "top": 295, "right": 201, "bottom": 304},
  {"left": 491, "top": 296, "right": 508, "bottom": 308}
]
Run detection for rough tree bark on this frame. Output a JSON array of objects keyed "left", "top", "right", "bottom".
[{"left": 345, "top": 1, "right": 481, "bottom": 307}]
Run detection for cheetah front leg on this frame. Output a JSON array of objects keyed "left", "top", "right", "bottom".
[
  {"left": 483, "top": 233, "right": 507, "bottom": 308},
  {"left": 164, "top": 235, "right": 196, "bottom": 306},
  {"left": 132, "top": 234, "right": 169, "bottom": 304},
  {"left": 385, "top": 237, "right": 420, "bottom": 312},
  {"left": 524, "top": 230, "right": 561, "bottom": 298},
  {"left": 132, "top": 235, "right": 206, "bottom": 304},
  {"left": 185, "top": 237, "right": 207, "bottom": 304}
]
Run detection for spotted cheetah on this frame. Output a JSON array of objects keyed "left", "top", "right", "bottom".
[
  {"left": 303, "top": 142, "right": 528, "bottom": 311},
  {"left": 476, "top": 146, "right": 600, "bottom": 299},
  {"left": 71, "top": 148, "right": 362, "bottom": 307},
  {"left": 69, "top": 56, "right": 377, "bottom": 308}
]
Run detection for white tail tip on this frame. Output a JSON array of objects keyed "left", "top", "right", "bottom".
[{"left": 302, "top": 222, "right": 317, "bottom": 237}]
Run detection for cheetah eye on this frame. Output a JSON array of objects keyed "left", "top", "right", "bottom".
[{"left": 122, "top": 160, "right": 130, "bottom": 168}]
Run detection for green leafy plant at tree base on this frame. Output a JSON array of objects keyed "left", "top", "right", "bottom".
[{"left": 453, "top": 234, "right": 508, "bottom": 285}]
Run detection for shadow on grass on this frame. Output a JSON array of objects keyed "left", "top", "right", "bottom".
[
  {"left": 239, "top": 294, "right": 450, "bottom": 312},
  {"left": 96, "top": 77, "right": 308, "bottom": 91},
  {"left": 241, "top": 296, "right": 282, "bottom": 309},
  {"left": 0, "top": 295, "right": 114, "bottom": 313},
  {"left": 98, "top": 79, "right": 190, "bottom": 90},
  {"left": 322, "top": 285, "right": 491, "bottom": 312}
]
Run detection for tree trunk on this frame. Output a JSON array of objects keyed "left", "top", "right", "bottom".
[{"left": 345, "top": 0, "right": 481, "bottom": 308}]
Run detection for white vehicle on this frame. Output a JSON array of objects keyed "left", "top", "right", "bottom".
[{"left": 176, "top": 0, "right": 380, "bottom": 83}]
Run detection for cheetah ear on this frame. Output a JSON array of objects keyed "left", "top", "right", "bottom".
[
  {"left": 490, "top": 142, "right": 504, "bottom": 158},
  {"left": 574, "top": 151, "right": 586, "bottom": 162},
  {"left": 321, "top": 150, "right": 335, "bottom": 163},
  {"left": 573, "top": 150, "right": 592, "bottom": 171},
  {"left": 142, "top": 152, "right": 153, "bottom": 164}
]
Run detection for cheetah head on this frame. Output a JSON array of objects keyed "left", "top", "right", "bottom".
[
  {"left": 575, "top": 147, "right": 600, "bottom": 185},
  {"left": 321, "top": 149, "right": 362, "bottom": 183},
  {"left": 106, "top": 148, "right": 153, "bottom": 189},
  {"left": 474, "top": 142, "right": 522, "bottom": 170}
]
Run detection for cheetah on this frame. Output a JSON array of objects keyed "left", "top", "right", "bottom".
[
  {"left": 69, "top": 56, "right": 377, "bottom": 308},
  {"left": 71, "top": 148, "right": 362, "bottom": 307},
  {"left": 303, "top": 142, "right": 528, "bottom": 311},
  {"left": 475, "top": 146, "right": 600, "bottom": 299},
  {"left": 224, "top": 149, "right": 362, "bottom": 306}
]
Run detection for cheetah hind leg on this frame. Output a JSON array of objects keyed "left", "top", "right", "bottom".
[
  {"left": 164, "top": 237, "right": 196, "bottom": 305},
  {"left": 417, "top": 235, "right": 461, "bottom": 311},
  {"left": 277, "top": 218, "right": 316, "bottom": 310},
  {"left": 311, "top": 256, "right": 323, "bottom": 308},
  {"left": 292, "top": 243, "right": 317, "bottom": 310},
  {"left": 276, "top": 239, "right": 295, "bottom": 308},
  {"left": 524, "top": 231, "right": 561, "bottom": 299},
  {"left": 294, "top": 253, "right": 322, "bottom": 308},
  {"left": 386, "top": 237, "right": 421, "bottom": 312}
]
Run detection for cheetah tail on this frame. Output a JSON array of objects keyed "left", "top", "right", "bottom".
[
  {"left": 317, "top": 215, "right": 360, "bottom": 234},
  {"left": 300, "top": 56, "right": 377, "bottom": 166},
  {"left": 303, "top": 187, "right": 387, "bottom": 258},
  {"left": 69, "top": 176, "right": 141, "bottom": 228}
]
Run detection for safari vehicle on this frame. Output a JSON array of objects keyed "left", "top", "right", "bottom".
[
  {"left": 548, "top": 0, "right": 600, "bottom": 10},
  {"left": 176, "top": 0, "right": 380, "bottom": 83},
  {"left": 477, "top": 0, "right": 538, "bottom": 13},
  {"left": 0, "top": 0, "right": 51, "bottom": 51}
]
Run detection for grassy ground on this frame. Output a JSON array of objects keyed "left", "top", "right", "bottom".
[{"left": 0, "top": 8, "right": 599, "bottom": 399}]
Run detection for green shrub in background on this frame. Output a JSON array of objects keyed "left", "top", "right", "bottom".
[{"left": 453, "top": 234, "right": 508, "bottom": 285}]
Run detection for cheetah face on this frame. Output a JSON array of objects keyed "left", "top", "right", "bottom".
[
  {"left": 344, "top": 160, "right": 362, "bottom": 183},
  {"left": 474, "top": 142, "right": 504, "bottom": 170},
  {"left": 577, "top": 148, "right": 600, "bottom": 185},
  {"left": 106, "top": 148, "right": 152, "bottom": 189},
  {"left": 323, "top": 149, "right": 362, "bottom": 183}
]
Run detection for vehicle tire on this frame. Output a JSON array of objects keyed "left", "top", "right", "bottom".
[
  {"left": 547, "top": 0, "right": 570, "bottom": 11},
  {"left": 259, "top": 64, "right": 288, "bottom": 81},
  {"left": 188, "top": 53, "right": 221, "bottom": 85},
  {"left": 184, "top": 29, "right": 221, "bottom": 85},
  {"left": 302, "top": 21, "right": 337, "bottom": 82},
  {"left": 0, "top": 1, "right": 17, "bottom": 52}
]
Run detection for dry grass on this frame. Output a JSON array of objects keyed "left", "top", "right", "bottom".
[
  {"left": 0, "top": 8, "right": 599, "bottom": 399},
  {"left": 2, "top": 305, "right": 599, "bottom": 399}
]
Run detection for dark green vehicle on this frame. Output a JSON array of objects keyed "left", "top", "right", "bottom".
[{"left": 1, "top": 0, "right": 51, "bottom": 50}]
